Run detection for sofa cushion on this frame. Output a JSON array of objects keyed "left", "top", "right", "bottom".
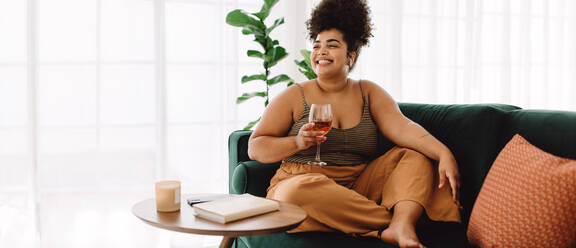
[
  {"left": 238, "top": 232, "right": 392, "bottom": 248},
  {"left": 467, "top": 134, "right": 576, "bottom": 247},
  {"left": 236, "top": 221, "right": 467, "bottom": 248}
]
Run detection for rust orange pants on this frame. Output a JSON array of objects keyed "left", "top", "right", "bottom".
[{"left": 266, "top": 147, "right": 461, "bottom": 238}]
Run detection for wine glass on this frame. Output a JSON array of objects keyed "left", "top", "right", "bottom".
[{"left": 307, "top": 104, "right": 332, "bottom": 166}]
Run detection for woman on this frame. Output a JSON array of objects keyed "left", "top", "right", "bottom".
[{"left": 248, "top": 0, "right": 461, "bottom": 247}]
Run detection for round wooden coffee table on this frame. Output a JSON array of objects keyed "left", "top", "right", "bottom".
[{"left": 132, "top": 194, "right": 307, "bottom": 248}]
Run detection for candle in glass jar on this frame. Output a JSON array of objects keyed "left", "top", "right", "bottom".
[{"left": 155, "top": 180, "right": 181, "bottom": 212}]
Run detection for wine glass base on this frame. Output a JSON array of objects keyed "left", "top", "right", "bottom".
[{"left": 307, "top": 161, "right": 327, "bottom": 166}]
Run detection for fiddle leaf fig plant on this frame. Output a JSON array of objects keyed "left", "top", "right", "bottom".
[{"left": 226, "top": 0, "right": 294, "bottom": 130}]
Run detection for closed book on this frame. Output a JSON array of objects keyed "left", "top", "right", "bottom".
[{"left": 192, "top": 194, "right": 280, "bottom": 224}]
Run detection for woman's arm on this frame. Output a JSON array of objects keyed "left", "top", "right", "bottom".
[
  {"left": 248, "top": 85, "right": 326, "bottom": 163},
  {"left": 365, "top": 81, "right": 461, "bottom": 205}
]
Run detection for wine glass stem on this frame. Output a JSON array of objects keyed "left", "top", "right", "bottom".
[{"left": 315, "top": 142, "right": 321, "bottom": 162}]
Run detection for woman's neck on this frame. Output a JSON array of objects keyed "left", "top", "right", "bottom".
[{"left": 315, "top": 75, "right": 349, "bottom": 93}]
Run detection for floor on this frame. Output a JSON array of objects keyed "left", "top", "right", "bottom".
[{"left": 1, "top": 191, "right": 222, "bottom": 248}]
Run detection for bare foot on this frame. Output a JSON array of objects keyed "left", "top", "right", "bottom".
[{"left": 379, "top": 223, "right": 426, "bottom": 248}]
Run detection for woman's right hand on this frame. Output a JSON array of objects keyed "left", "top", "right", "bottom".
[{"left": 295, "top": 122, "right": 327, "bottom": 151}]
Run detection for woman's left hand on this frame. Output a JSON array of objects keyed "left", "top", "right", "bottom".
[{"left": 438, "top": 154, "right": 461, "bottom": 207}]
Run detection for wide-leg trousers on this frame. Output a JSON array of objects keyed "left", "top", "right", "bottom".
[{"left": 266, "top": 147, "right": 461, "bottom": 239}]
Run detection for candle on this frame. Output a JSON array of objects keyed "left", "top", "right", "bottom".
[{"left": 155, "top": 180, "right": 181, "bottom": 212}]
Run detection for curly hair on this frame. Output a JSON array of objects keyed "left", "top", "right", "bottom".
[{"left": 306, "top": 0, "right": 373, "bottom": 66}]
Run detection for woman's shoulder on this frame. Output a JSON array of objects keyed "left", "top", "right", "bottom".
[
  {"left": 285, "top": 79, "right": 313, "bottom": 93},
  {"left": 356, "top": 79, "right": 382, "bottom": 96},
  {"left": 356, "top": 79, "right": 396, "bottom": 104},
  {"left": 295, "top": 79, "right": 316, "bottom": 89},
  {"left": 280, "top": 80, "right": 315, "bottom": 96},
  {"left": 269, "top": 80, "right": 314, "bottom": 104},
  {"left": 357, "top": 79, "right": 380, "bottom": 90}
]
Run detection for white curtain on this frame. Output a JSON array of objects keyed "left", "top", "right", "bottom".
[
  {"left": 1, "top": 0, "right": 575, "bottom": 248},
  {"left": 353, "top": 0, "right": 576, "bottom": 111},
  {"left": 0, "top": 0, "right": 281, "bottom": 247}
]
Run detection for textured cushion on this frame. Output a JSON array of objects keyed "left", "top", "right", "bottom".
[{"left": 467, "top": 134, "right": 576, "bottom": 247}]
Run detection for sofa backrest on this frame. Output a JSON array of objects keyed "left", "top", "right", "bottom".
[{"left": 505, "top": 109, "right": 576, "bottom": 160}]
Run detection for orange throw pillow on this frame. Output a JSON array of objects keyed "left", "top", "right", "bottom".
[{"left": 467, "top": 134, "right": 576, "bottom": 248}]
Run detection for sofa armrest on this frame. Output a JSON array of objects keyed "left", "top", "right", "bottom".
[
  {"left": 229, "top": 130, "right": 252, "bottom": 163},
  {"left": 229, "top": 130, "right": 252, "bottom": 194},
  {"left": 231, "top": 160, "right": 281, "bottom": 196},
  {"left": 228, "top": 130, "right": 281, "bottom": 196}
]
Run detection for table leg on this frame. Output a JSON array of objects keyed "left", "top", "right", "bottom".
[{"left": 219, "top": 236, "right": 235, "bottom": 248}]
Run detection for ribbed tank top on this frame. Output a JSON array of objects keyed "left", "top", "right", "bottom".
[{"left": 283, "top": 81, "right": 379, "bottom": 166}]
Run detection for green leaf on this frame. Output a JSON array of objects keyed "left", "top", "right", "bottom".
[
  {"left": 295, "top": 49, "right": 317, "bottom": 80},
  {"left": 295, "top": 59, "right": 317, "bottom": 79},
  {"left": 267, "top": 74, "right": 292, "bottom": 86},
  {"left": 236, "top": 91, "right": 267, "bottom": 104},
  {"left": 300, "top": 49, "right": 314, "bottom": 69},
  {"left": 254, "top": 36, "right": 268, "bottom": 50},
  {"left": 265, "top": 0, "right": 280, "bottom": 8},
  {"left": 241, "top": 28, "right": 253, "bottom": 35},
  {"left": 226, "top": 10, "right": 266, "bottom": 34},
  {"left": 295, "top": 60, "right": 307, "bottom": 68},
  {"left": 247, "top": 50, "right": 264, "bottom": 59},
  {"left": 243, "top": 117, "right": 262, "bottom": 130},
  {"left": 253, "top": 9, "right": 268, "bottom": 20},
  {"left": 265, "top": 46, "right": 288, "bottom": 68},
  {"left": 253, "top": 0, "right": 280, "bottom": 20},
  {"left": 262, "top": 37, "right": 273, "bottom": 51},
  {"left": 241, "top": 74, "right": 267, "bottom": 83},
  {"left": 299, "top": 68, "right": 317, "bottom": 80},
  {"left": 305, "top": 67, "right": 317, "bottom": 79},
  {"left": 266, "top": 18, "right": 284, "bottom": 35},
  {"left": 242, "top": 25, "right": 265, "bottom": 37}
]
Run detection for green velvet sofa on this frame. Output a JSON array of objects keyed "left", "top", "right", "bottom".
[{"left": 228, "top": 103, "right": 576, "bottom": 248}]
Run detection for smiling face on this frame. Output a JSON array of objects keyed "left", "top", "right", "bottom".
[{"left": 311, "top": 29, "right": 356, "bottom": 78}]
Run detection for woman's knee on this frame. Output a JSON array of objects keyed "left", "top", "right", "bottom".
[
  {"left": 398, "top": 148, "right": 433, "bottom": 170},
  {"left": 271, "top": 173, "right": 330, "bottom": 204}
]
